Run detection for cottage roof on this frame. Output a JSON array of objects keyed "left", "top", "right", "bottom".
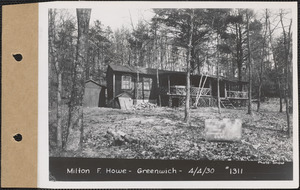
[
  {"left": 201, "top": 75, "right": 248, "bottom": 84},
  {"left": 108, "top": 64, "right": 248, "bottom": 83},
  {"left": 109, "top": 64, "right": 158, "bottom": 75},
  {"left": 109, "top": 64, "right": 135, "bottom": 73}
]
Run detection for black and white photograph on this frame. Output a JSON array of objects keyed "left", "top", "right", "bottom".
[{"left": 45, "top": 1, "right": 297, "bottom": 186}]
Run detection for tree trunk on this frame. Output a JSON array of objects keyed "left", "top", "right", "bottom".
[
  {"left": 217, "top": 35, "right": 221, "bottom": 114},
  {"left": 160, "top": 36, "right": 163, "bottom": 69},
  {"left": 156, "top": 68, "right": 161, "bottom": 106},
  {"left": 76, "top": 8, "right": 91, "bottom": 103},
  {"left": 134, "top": 43, "right": 139, "bottom": 105},
  {"left": 49, "top": 9, "right": 63, "bottom": 150},
  {"left": 56, "top": 71, "right": 63, "bottom": 150},
  {"left": 184, "top": 10, "right": 194, "bottom": 125},
  {"left": 236, "top": 23, "right": 243, "bottom": 91},
  {"left": 98, "top": 49, "right": 101, "bottom": 83},
  {"left": 257, "top": 83, "right": 261, "bottom": 111},
  {"left": 136, "top": 69, "right": 140, "bottom": 104},
  {"left": 65, "top": 9, "right": 91, "bottom": 151},
  {"left": 280, "top": 11, "right": 291, "bottom": 137},
  {"left": 65, "top": 60, "right": 77, "bottom": 150},
  {"left": 235, "top": 24, "right": 241, "bottom": 82},
  {"left": 267, "top": 15, "right": 283, "bottom": 113},
  {"left": 153, "top": 26, "right": 161, "bottom": 106},
  {"left": 246, "top": 10, "right": 252, "bottom": 115},
  {"left": 279, "top": 82, "right": 283, "bottom": 112},
  {"left": 257, "top": 9, "right": 268, "bottom": 112},
  {"left": 79, "top": 8, "right": 91, "bottom": 147}
]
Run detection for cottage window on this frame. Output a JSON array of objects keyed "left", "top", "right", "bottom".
[
  {"left": 143, "top": 78, "right": 152, "bottom": 90},
  {"left": 121, "top": 75, "right": 132, "bottom": 89}
]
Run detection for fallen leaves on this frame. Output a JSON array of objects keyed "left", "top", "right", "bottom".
[{"left": 49, "top": 102, "right": 293, "bottom": 162}]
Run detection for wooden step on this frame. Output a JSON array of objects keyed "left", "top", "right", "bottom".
[{"left": 220, "top": 99, "right": 235, "bottom": 109}]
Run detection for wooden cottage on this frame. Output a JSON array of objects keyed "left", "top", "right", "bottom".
[
  {"left": 107, "top": 64, "right": 158, "bottom": 106},
  {"left": 83, "top": 79, "right": 106, "bottom": 107},
  {"left": 106, "top": 64, "right": 249, "bottom": 108}
]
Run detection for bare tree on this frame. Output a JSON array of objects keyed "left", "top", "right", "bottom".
[
  {"left": 216, "top": 35, "right": 221, "bottom": 114},
  {"left": 152, "top": 17, "right": 162, "bottom": 106},
  {"left": 267, "top": 10, "right": 283, "bottom": 112},
  {"left": 279, "top": 9, "right": 292, "bottom": 137},
  {"left": 76, "top": 8, "right": 91, "bottom": 148},
  {"left": 246, "top": 10, "right": 252, "bottom": 115},
  {"left": 49, "top": 9, "right": 63, "bottom": 150},
  {"left": 184, "top": 10, "right": 194, "bottom": 125},
  {"left": 257, "top": 9, "right": 268, "bottom": 111}
]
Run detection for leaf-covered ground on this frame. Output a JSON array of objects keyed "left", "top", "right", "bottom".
[{"left": 49, "top": 99, "right": 293, "bottom": 162}]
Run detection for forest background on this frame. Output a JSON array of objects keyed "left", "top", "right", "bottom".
[{"left": 48, "top": 7, "right": 294, "bottom": 155}]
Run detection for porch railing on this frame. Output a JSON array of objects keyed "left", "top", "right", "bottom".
[
  {"left": 160, "top": 86, "right": 211, "bottom": 96},
  {"left": 226, "top": 90, "right": 248, "bottom": 99},
  {"left": 191, "top": 87, "right": 211, "bottom": 96}
]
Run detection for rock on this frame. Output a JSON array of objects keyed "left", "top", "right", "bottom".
[
  {"left": 140, "top": 118, "right": 155, "bottom": 124},
  {"left": 252, "top": 144, "right": 261, "bottom": 150},
  {"left": 162, "top": 118, "right": 175, "bottom": 125},
  {"left": 153, "top": 125, "right": 163, "bottom": 130},
  {"left": 117, "top": 130, "right": 126, "bottom": 137},
  {"left": 106, "top": 129, "right": 138, "bottom": 146},
  {"left": 126, "top": 117, "right": 143, "bottom": 123}
]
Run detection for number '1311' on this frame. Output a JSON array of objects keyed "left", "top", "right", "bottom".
[{"left": 229, "top": 168, "right": 243, "bottom": 175}]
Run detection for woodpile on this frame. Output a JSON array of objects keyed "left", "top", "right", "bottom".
[{"left": 132, "top": 102, "right": 157, "bottom": 110}]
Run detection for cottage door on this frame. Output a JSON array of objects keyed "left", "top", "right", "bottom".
[{"left": 220, "top": 81, "right": 225, "bottom": 98}]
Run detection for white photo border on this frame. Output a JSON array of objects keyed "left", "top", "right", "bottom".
[{"left": 38, "top": 1, "right": 298, "bottom": 188}]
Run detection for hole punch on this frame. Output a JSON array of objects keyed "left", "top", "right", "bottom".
[
  {"left": 13, "top": 134, "right": 22, "bottom": 142},
  {"left": 12, "top": 54, "right": 23, "bottom": 61}
]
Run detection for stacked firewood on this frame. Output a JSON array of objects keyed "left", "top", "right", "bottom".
[{"left": 132, "top": 102, "right": 157, "bottom": 110}]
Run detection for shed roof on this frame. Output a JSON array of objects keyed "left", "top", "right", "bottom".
[
  {"left": 114, "top": 91, "right": 133, "bottom": 99},
  {"left": 85, "top": 79, "right": 106, "bottom": 88}
]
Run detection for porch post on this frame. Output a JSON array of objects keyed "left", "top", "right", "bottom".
[
  {"left": 168, "top": 75, "right": 171, "bottom": 94},
  {"left": 225, "top": 82, "right": 227, "bottom": 98},
  {"left": 142, "top": 77, "right": 144, "bottom": 101},
  {"left": 209, "top": 79, "right": 212, "bottom": 96},
  {"left": 208, "top": 79, "right": 212, "bottom": 106},
  {"left": 113, "top": 73, "right": 115, "bottom": 98}
]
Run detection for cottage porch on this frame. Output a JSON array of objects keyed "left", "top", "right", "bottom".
[{"left": 158, "top": 74, "right": 248, "bottom": 107}]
